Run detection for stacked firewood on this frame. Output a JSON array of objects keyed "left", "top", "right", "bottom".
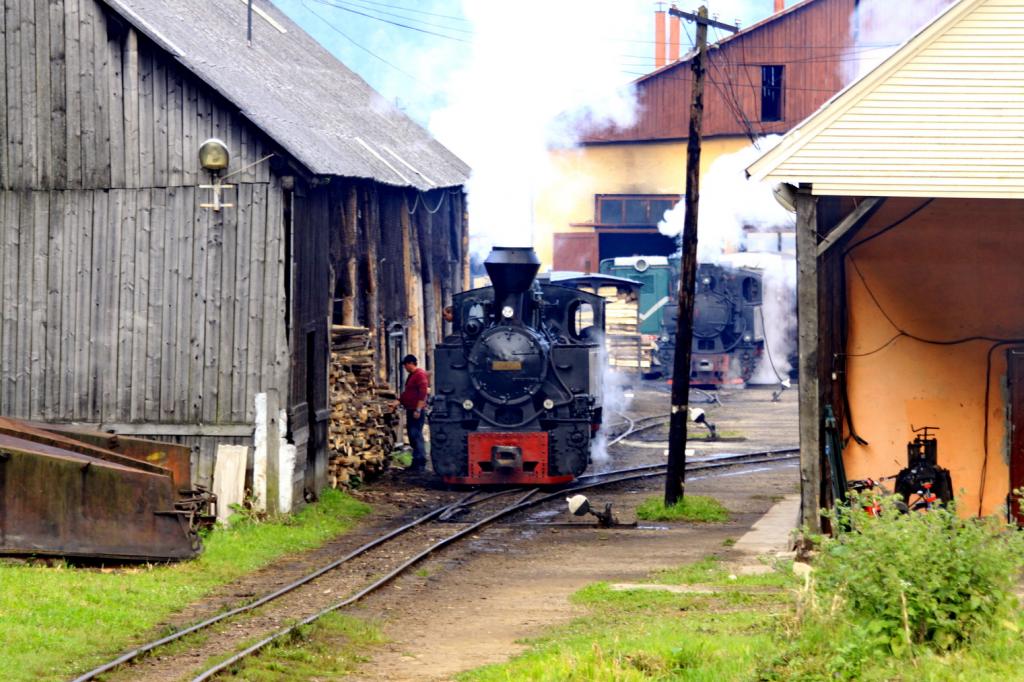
[
  {"left": 579, "top": 285, "right": 649, "bottom": 371},
  {"left": 328, "top": 325, "right": 400, "bottom": 488}
]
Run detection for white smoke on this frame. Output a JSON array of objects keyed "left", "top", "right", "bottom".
[
  {"left": 429, "top": 1, "right": 642, "bottom": 256},
  {"left": 658, "top": 137, "right": 797, "bottom": 384},
  {"left": 842, "top": 0, "right": 956, "bottom": 84},
  {"left": 658, "top": 136, "right": 790, "bottom": 256}
]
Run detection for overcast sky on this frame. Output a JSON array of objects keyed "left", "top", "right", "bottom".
[{"left": 272, "top": 1, "right": 780, "bottom": 128}]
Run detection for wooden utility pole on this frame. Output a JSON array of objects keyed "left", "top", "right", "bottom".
[{"left": 664, "top": 6, "right": 735, "bottom": 506}]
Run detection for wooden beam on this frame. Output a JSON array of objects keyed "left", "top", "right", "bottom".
[
  {"left": 29, "top": 421, "right": 254, "bottom": 437},
  {"left": 341, "top": 184, "right": 358, "bottom": 325},
  {"left": 816, "top": 197, "right": 884, "bottom": 257},
  {"left": 796, "top": 187, "right": 821, "bottom": 533}
]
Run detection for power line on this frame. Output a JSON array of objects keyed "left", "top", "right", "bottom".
[
  {"left": 340, "top": 0, "right": 471, "bottom": 24},
  {"left": 302, "top": 0, "right": 419, "bottom": 80},
  {"left": 622, "top": 71, "right": 852, "bottom": 95},
  {"left": 305, "top": 0, "right": 471, "bottom": 43},
  {"left": 310, "top": 0, "right": 474, "bottom": 35}
]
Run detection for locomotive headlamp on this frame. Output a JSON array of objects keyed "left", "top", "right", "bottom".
[
  {"left": 701, "top": 276, "right": 711, "bottom": 285},
  {"left": 543, "top": 398, "right": 555, "bottom": 410},
  {"left": 743, "top": 335, "right": 752, "bottom": 342},
  {"left": 501, "top": 305, "right": 514, "bottom": 319},
  {"left": 462, "top": 399, "right": 475, "bottom": 411}
]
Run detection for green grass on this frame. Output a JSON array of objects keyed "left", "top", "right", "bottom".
[
  {"left": 0, "top": 489, "right": 370, "bottom": 682},
  {"left": 199, "top": 612, "right": 384, "bottom": 681},
  {"left": 767, "top": 613, "right": 1024, "bottom": 682},
  {"left": 391, "top": 449, "right": 413, "bottom": 467},
  {"left": 635, "top": 495, "right": 730, "bottom": 523},
  {"left": 459, "top": 560, "right": 794, "bottom": 682},
  {"left": 461, "top": 557, "right": 1024, "bottom": 681}
]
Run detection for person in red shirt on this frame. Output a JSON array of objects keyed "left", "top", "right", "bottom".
[{"left": 397, "top": 354, "right": 430, "bottom": 472}]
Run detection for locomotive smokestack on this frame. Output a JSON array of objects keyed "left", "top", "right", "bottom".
[{"left": 484, "top": 246, "right": 541, "bottom": 298}]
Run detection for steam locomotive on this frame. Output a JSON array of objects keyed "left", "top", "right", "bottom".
[
  {"left": 429, "top": 247, "right": 605, "bottom": 485},
  {"left": 601, "top": 257, "right": 764, "bottom": 385},
  {"left": 658, "top": 262, "right": 765, "bottom": 385}
]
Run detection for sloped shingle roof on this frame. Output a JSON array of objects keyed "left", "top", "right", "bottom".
[{"left": 103, "top": 0, "right": 469, "bottom": 190}]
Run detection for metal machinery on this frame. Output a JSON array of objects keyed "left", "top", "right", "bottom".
[
  {"left": 430, "top": 247, "right": 605, "bottom": 485},
  {"left": 602, "top": 257, "right": 765, "bottom": 385},
  {"left": 0, "top": 418, "right": 209, "bottom": 561},
  {"left": 894, "top": 426, "right": 954, "bottom": 510}
]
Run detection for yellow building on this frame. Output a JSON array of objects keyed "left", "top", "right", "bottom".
[
  {"left": 535, "top": 138, "right": 750, "bottom": 271},
  {"left": 534, "top": 0, "right": 898, "bottom": 273}
]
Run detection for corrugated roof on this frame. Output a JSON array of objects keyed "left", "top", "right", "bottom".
[
  {"left": 745, "top": 0, "right": 1024, "bottom": 198},
  {"left": 102, "top": 0, "right": 469, "bottom": 190}
]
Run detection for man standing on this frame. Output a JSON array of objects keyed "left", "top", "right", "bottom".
[{"left": 398, "top": 354, "right": 429, "bottom": 472}]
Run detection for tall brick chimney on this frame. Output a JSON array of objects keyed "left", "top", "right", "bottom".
[
  {"left": 655, "top": 9, "right": 667, "bottom": 67},
  {"left": 668, "top": 12, "right": 680, "bottom": 62},
  {"left": 775, "top": 0, "right": 785, "bottom": 11}
]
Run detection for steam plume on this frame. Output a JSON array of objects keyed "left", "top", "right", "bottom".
[{"left": 429, "top": 0, "right": 642, "bottom": 256}]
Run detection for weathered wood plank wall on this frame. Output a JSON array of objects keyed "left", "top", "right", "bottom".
[
  {"left": 585, "top": 0, "right": 857, "bottom": 143},
  {"left": 2, "top": 0, "right": 273, "bottom": 191},
  {"left": 0, "top": 1, "right": 288, "bottom": 487},
  {"left": 2, "top": 0, "right": 468, "bottom": 492},
  {"left": 0, "top": 185, "right": 287, "bottom": 424}
]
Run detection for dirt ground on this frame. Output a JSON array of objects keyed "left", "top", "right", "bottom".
[
  {"left": 346, "top": 381, "right": 799, "bottom": 681},
  {"left": 110, "top": 381, "right": 798, "bottom": 681}
]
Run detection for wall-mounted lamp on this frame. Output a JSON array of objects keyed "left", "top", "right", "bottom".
[
  {"left": 199, "top": 138, "right": 231, "bottom": 173},
  {"left": 199, "top": 138, "right": 234, "bottom": 212}
]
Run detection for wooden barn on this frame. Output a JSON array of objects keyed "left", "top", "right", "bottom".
[
  {"left": 749, "top": 0, "right": 1024, "bottom": 526},
  {"left": 0, "top": 0, "right": 469, "bottom": 509}
]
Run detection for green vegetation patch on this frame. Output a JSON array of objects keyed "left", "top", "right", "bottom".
[
  {"left": 653, "top": 557, "right": 795, "bottom": 590},
  {"left": 391, "top": 449, "right": 413, "bottom": 467},
  {"left": 201, "top": 612, "right": 384, "bottom": 681},
  {"left": 461, "top": 561, "right": 793, "bottom": 682},
  {"left": 0, "top": 489, "right": 370, "bottom": 682},
  {"left": 635, "top": 495, "right": 729, "bottom": 523},
  {"left": 462, "top": 498, "right": 1024, "bottom": 682},
  {"left": 769, "top": 494, "right": 1024, "bottom": 680}
]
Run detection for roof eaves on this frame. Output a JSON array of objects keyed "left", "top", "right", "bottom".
[{"left": 746, "top": 0, "right": 976, "bottom": 183}]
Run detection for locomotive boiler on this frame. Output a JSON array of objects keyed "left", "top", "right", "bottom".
[
  {"left": 430, "top": 247, "right": 605, "bottom": 485},
  {"left": 656, "top": 262, "right": 765, "bottom": 386}
]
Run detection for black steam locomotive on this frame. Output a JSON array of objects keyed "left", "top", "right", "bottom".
[
  {"left": 656, "top": 262, "right": 765, "bottom": 385},
  {"left": 430, "top": 247, "right": 605, "bottom": 485}
]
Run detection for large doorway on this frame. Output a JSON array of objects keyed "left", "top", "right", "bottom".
[{"left": 1008, "top": 349, "right": 1024, "bottom": 524}]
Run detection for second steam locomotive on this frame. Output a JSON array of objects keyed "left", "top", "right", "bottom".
[
  {"left": 430, "top": 247, "right": 605, "bottom": 485},
  {"left": 601, "top": 257, "right": 765, "bottom": 385}
]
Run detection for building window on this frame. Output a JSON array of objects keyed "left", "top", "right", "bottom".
[
  {"left": 594, "top": 195, "right": 679, "bottom": 228},
  {"left": 761, "top": 65, "right": 784, "bottom": 122}
]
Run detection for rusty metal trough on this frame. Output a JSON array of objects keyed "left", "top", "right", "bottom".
[{"left": 0, "top": 418, "right": 207, "bottom": 562}]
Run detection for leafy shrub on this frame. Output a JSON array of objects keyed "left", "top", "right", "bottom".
[{"left": 785, "top": 493, "right": 1024, "bottom": 678}]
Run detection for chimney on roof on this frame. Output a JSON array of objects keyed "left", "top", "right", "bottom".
[
  {"left": 668, "top": 10, "right": 680, "bottom": 62},
  {"left": 775, "top": 0, "right": 785, "bottom": 11},
  {"left": 655, "top": 8, "right": 667, "bottom": 67}
]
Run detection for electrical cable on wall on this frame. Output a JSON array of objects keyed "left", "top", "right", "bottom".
[
  {"left": 839, "top": 213, "right": 1024, "bottom": 516},
  {"left": 406, "top": 190, "right": 447, "bottom": 215}
]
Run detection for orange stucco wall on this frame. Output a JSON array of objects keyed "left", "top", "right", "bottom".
[{"left": 841, "top": 198, "right": 1024, "bottom": 517}]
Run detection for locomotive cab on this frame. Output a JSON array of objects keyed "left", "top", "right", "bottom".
[{"left": 430, "top": 246, "right": 605, "bottom": 485}]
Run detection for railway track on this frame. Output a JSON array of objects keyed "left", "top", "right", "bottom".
[{"left": 74, "top": 416, "right": 796, "bottom": 681}]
